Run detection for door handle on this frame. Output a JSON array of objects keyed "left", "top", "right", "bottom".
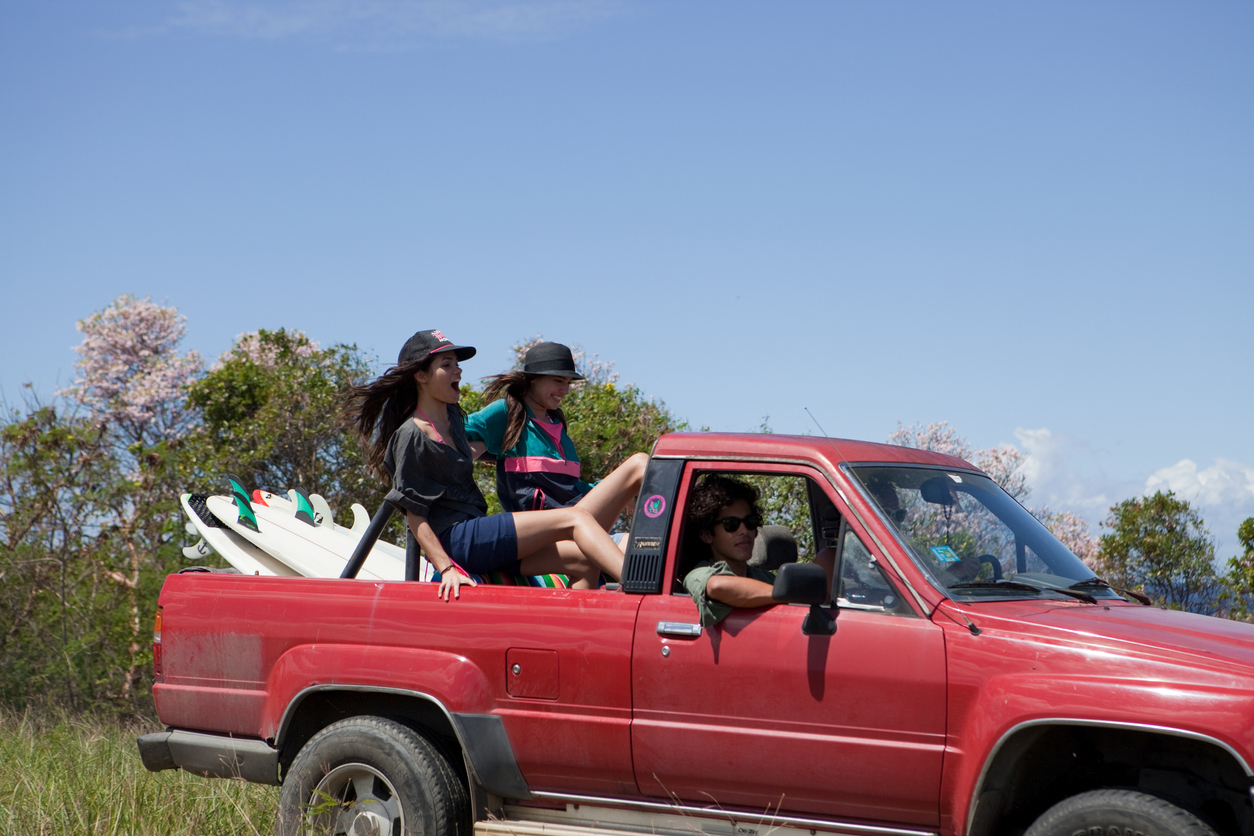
[{"left": 656, "top": 621, "right": 702, "bottom": 638}]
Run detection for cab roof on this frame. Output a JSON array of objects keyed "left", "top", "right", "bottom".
[{"left": 651, "top": 432, "right": 977, "bottom": 473}]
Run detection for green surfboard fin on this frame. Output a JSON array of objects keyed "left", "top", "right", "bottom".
[
  {"left": 226, "top": 474, "right": 260, "bottom": 533},
  {"left": 291, "top": 488, "right": 317, "bottom": 527}
]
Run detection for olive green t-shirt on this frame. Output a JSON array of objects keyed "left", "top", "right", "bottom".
[{"left": 683, "top": 560, "right": 777, "bottom": 627}]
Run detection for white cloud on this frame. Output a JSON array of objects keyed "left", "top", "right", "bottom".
[
  {"left": 1145, "top": 458, "right": 1254, "bottom": 538},
  {"left": 1013, "top": 426, "right": 1114, "bottom": 515},
  {"left": 1012, "top": 426, "right": 1254, "bottom": 551},
  {"left": 146, "top": 0, "right": 623, "bottom": 44}
]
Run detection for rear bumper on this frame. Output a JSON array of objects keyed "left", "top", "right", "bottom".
[{"left": 136, "top": 730, "right": 281, "bottom": 785}]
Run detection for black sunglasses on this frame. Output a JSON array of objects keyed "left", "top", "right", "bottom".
[{"left": 712, "top": 514, "right": 762, "bottom": 533}]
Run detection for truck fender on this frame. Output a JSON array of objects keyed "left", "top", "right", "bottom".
[
  {"left": 260, "top": 644, "right": 495, "bottom": 740},
  {"left": 963, "top": 718, "right": 1254, "bottom": 836},
  {"left": 273, "top": 683, "right": 531, "bottom": 801}
]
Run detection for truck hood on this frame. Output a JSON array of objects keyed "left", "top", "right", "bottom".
[{"left": 1018, "top": 603, "right": 1254, "bottom": 674}]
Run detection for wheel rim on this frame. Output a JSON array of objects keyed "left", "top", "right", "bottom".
[{"left": 306, "top": 762, "right": 404, "bottom": 836}]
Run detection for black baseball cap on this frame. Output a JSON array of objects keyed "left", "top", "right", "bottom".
[
  {"left": 398, "top": 330, "right": 476, "bottom": 365},
  {"left": 522, "top": 342, "right": 584, "bottom": 380}
]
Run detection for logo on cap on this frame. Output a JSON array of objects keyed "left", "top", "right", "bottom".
[{"left": 432, "top": 330, "right": 449, "bottom": 343}]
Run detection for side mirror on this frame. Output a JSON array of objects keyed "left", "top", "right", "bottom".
[{"left": 773, "top": 563, "right": 836, "bottom": 636}]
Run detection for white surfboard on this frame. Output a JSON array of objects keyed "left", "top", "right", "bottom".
[
  {"left": 254, "top": 489, "right": 406, "bottom": 579},
  {"left": 207, "top": 495, "right": 400, "bottom": 580},
  {"left": 250, "top": 502, "right": 404, "bottom": 580},
  {"left": 206, "top": 495, "right": 354, "bottom": 578},
  {"left": 179, "top": 494, "right": 298, "bottom": 577},
  {"left": 257, "top": 489, "right": 371, "bottom": 537}
]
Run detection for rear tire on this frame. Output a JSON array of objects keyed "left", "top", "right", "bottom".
[
  {"left": 1024, "top": 789, "right": 1218, "bottom": 836},
  {"left": 277, "top": 716, "right": 469, "bottom": 836}
]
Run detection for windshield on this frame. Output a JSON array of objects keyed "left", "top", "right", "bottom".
[{"left": 848, "top": 465, "right": 1123, "bottom": 602}]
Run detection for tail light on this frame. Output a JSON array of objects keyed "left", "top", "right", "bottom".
[{"left": 152, "top": 606, "right": 163, "bottom": 681}]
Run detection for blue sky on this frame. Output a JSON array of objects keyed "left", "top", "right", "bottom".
[{"left": 2, "top": 1, "right": 1251, "bottom": 551}]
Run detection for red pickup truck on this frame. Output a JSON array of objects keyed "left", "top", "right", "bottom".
[{"left": 137, "top": 433, "right": 1254, "bottom": 836}]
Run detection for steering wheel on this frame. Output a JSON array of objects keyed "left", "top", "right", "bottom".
[{"left": 977, "top": 554, "right": 1004, "bottom": 580}]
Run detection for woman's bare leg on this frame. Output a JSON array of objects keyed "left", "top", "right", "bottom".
[
  {"left": 576, "top": 453, "right": 648, "bottom": 532},
  {"left": 513, "top": 507, "right": 625, "bottom": 588},
  {"left": 517, "top": 541, "right": 599, "bottom": 588}
]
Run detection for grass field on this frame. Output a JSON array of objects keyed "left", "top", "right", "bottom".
[{"left": 0, "top": 711, "right": 278, "bottom": 836}]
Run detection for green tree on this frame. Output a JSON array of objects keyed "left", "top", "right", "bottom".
[
  {"left": 1222, "top": 517, "right": 1254, "bottom": 621},
  {"left": 183, "top": 329, "right": 387, "bottom": 519},
  {"left": 0, "top": 399, "right": 112, "bottom": 711},
  {"left": 1097, "top": 491, "right": 1218, "bottom": 612},
  {"left": 0, "top": 398, "right": 192, "bottom": 714}
]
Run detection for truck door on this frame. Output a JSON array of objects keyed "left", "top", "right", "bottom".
[{"left": 631, "top": 462, "right": 946, "bottom": 827}]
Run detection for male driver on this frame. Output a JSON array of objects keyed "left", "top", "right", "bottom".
[{"left": 682, "top": 475, "right": 777, "bottom": 627}]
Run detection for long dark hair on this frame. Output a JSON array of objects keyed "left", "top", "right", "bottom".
[
  {"left": 343, "top": 356, "right": 442, "bottom": 481},
  {"left": 482, "top": 370, "right": 568, "bottom": 453}
]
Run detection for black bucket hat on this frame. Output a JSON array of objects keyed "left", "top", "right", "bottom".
[
  {"left": 522, "top": 342, "right": 584, "bottom": 380},
  {"left": 398, "top": 330, "right": 476, "bottom": 366}
]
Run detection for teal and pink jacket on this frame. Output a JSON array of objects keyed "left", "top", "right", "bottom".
[{"left": 464, "top": 398, "right": 595, "bottom": 512}]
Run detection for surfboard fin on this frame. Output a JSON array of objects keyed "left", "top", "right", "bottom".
[
  {"left": 183, "top": 538, "right": 215, "bottom": 560},
  {"left": 226, "top": 474, "right": 260, "bottom": 532},
  {"left": 309, "top": 493, "right": 334, "bottom": 528},
  {"left": 289, "top": 488, "right": 317, "bottom": 526},
  {"left": 349, "top": 503, "right": 370, "bottom": 536}
]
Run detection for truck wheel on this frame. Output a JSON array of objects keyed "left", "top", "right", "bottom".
[
  {"left": 1024, "top": 789, "right": 1218, "bottom": 836},
  {"left": 277, "top": 716, "right": 469, "bottom": 836}
]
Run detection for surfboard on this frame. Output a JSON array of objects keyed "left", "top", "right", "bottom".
[
  {"left": 253, "top": 502, "right": 404, "bottom": 580},
  {"left": 179, "top": 493, "right": 298, "bottom": 577},
  {"left": 206, "top": 494, "right": 358, "bottom": 578},
  {"left": 254, "top": 489, "right": 406, "bottom": 578}
]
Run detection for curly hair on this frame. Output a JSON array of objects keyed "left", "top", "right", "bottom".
[{"left": 685, "top": 475, "right": 761, "bottom": 531}]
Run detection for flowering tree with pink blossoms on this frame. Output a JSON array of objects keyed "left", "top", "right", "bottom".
[
  {"left": 62, "top": 294, "right": 202, "bottom": 453},
  {"left": 33, "top": 294, "right": 205, "bottom": 707}
]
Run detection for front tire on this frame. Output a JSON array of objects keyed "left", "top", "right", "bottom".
[
  {"left": 277, "top": 716, "right": 469, "bottom": 836},
  {"left": 1024, "top": 789, "right": 1218, "bottom": 836}
]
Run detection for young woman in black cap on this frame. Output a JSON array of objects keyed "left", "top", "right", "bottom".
[
  {"left": 344, "top": 331, "right": 625, "bottom": 600},
  {"left": 464, "top": 342, "right": 646, "bottom": 539}
]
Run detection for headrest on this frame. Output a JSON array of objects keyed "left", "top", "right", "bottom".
[{"left": 750, "top": 525, "right": 797, "bottom": 570}]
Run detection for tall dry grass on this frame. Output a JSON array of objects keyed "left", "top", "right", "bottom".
[{"left": 0, "top": 710, "right": 277, "bottom": 835}]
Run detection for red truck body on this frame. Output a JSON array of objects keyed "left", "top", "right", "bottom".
[{"left": 140, "top": 433, "right": 1254, "bottom": 836}]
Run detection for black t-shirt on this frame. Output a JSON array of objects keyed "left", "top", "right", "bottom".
[{"left": 384, "top": 407, "right": 488, "bottom": 536}]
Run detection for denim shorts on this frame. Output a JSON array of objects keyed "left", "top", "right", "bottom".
[{"left": 438, "top": 513, "right": 520, "bottom": 575}]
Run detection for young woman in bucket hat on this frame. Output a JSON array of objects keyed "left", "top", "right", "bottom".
[
  {"left": 464, "top": 342, "right": 647, "bottom": 539},
  {"left": 343, "top": 331, "right": 624, "bottom": 601}
]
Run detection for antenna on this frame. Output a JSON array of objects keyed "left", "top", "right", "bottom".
[{"left": 804, "top": 407, "right": 847, "bottom": 463}]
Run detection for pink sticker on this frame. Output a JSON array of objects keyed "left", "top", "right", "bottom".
[{"left": 643, "top": 494, "right": 666, "bottom": 519}]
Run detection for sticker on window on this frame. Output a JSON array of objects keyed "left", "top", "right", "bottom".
[{"left": 930, "top": 545, "right": 961, "bottom": 564}]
